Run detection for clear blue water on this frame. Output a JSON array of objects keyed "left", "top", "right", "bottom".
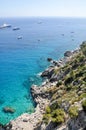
[{"left": 0, "top": 17, "right": 86, "bottom": 124}]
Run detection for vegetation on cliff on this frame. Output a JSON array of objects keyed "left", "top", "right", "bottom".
[{"left": 42, "top": 42, "right": 86, "bottom": 129}]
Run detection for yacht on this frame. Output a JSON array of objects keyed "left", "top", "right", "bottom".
[{"left": 0, "top": 23, "right": 11, "bottom": 29}]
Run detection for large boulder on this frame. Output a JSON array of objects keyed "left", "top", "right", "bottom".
[
  {"left": 4, "top": 123, "right": 12, "bottom": 130},
  {"left": 47, "top": 58, "right": 53, "bottom": 62},
  {"left": 64, "top": 51, "right": 72, "bottom": 57},
  {"left": 41, "top": 68, "right": 54, "bottom": 79},
  {"left": 67, "top": 110, "right": 86, "bottom": 130}
]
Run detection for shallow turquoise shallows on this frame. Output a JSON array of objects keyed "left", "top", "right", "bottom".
[{"left": 0, "top": 17, "right": 86, "bottom": 124}]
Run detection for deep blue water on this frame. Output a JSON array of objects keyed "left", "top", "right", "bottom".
[{"left": 0, "top": 17, "right": 86, "bottom": 124}]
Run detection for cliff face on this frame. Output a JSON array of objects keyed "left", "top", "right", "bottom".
[
  {"left": 4, "top": 42, "right": 86, "bottom": 130},
  {"left": 38, "top": 42, "right": 86, "bottom": 130}
]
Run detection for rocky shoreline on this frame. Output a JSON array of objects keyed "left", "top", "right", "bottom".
[{"left": 2, "top": 43, "right": 86, "bottom": 130}]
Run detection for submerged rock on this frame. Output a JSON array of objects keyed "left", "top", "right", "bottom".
[{"left": 3, "top": 107, "right": 15, "bottom": 114}]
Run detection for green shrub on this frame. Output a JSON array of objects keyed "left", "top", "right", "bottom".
[
  {"left": 69, "top": 106, "right": 78, "bottom": 118},
  {"left": 79, "top": 93, "right": 86, "bottom": 99},
  {"left": 46, "top": 106, "right": 51, "bottom": 114},
  {"left": 80, "top": 41, "right": 86, "bottom": 56},
  {"left": 64, "top": 76, "right": 73, "bottom": 85},
  {"left": 56, "top": 80, "right": 62, "bottom": 87},
  {"left": 43, "top": 114, "right": 51, "bottom": 124},
  {"left": 75, "top": 71, "right": 83, "bottom": 78},
  {"left": 78, "top": 55, "right": 85, "bottom": 62},
  {"left": 65, "top": 85, "right": 72, "bottom": 91},
  {"left": 72, "top": 63, "right": 79, "bottom": 69},
  {"left": 82, "top": 100, "right": 86, "bottom": 112},
  {"left": 50, "top": 101, "right": 59, "bottom": 110},
  {"left": 80, "top": 41, "right": 86, "bottom": 50},
  {"left": 54, "top": 68, "right": 59, "bottom": 74},
  {"left": 51, "top": 109, "right": 65, "bottom": 124},
  {"left": 82, "top": 77, "right": 86, "bottom": 82},
  {"left": 52, "top": 115, "right": 64, "bottom": 124}
]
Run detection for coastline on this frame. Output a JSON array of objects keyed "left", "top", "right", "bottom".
[
  {"left": 2, "top": 42, "right": 86, "bottom": 130},
  {"left": 1, "top": 17, "right": 86, "bottom": 126}
]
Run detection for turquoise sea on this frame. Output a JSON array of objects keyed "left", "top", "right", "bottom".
[{"left": 0, "top": 17, "right": 86, "bottom": 124}]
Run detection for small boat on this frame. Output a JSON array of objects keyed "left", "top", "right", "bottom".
[
  {"left": 37, "top": 22, "right": 42, "bottom": 24},
  {"left": 61, "top": 34, "right": 64, "bottom": 36},
  {"left": 38, "top": 39, "right": 40, "bottom": 42},
  {"left": 0, "top": 23, "right": 11, "bottom": 29},
  {"left": 17, "top": 36, "right": 22, "bottom": 40},
  {"left": 71, "top": 31, "right": 74, "bottom": 33},
  {"left": 13, "top": 27, "right": 20, "bottom": 31}
]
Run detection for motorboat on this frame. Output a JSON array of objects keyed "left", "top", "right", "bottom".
[{"left": 13, "top": 27, "right": 20, "bottom": 31}]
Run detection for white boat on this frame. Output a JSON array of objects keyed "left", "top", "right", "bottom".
[
  {"left": 0, "top": 23, "right": 11, "bottom": 29},
  {"left": 13, "top": 27, "right": 20, "bottom": 31},
  {"left": 17, "top": 36, "right": 22, "bottom": 39}
]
